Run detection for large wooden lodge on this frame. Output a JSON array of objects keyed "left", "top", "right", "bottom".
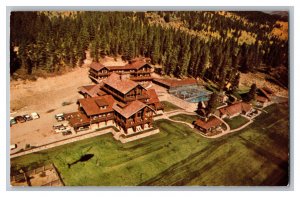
[
  {"left": 66, "top": 72, "right": 163, "bottom": 136},
  {"left": 89, "top": 58, "right": 153, "bottom": 83}
]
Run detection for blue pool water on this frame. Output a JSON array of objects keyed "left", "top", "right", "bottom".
[{"left": 186, "top": 96, "right": 210, "bottom": 103}]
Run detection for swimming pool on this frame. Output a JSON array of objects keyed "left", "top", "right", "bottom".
[
  {"left": 170, "top": 86, "right": 212, "bottom": 103},
  {"left": 186, "top": 95, "right": 210, "bottom": 103}
]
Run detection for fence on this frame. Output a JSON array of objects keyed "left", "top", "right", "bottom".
[{"left": 11, "top": 163, "right": 64, "bottom": 186}]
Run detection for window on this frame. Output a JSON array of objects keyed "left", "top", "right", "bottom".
[{"left": 137, "top": 111, "right": 142, "bottom": 117}]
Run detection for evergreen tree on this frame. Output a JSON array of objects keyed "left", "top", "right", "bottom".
[
  {"left": 207, "top": 92, "right": 219, "bottom": 115},
  {"left": 247, "top": 83, "right": 257, "bottom": 101}
]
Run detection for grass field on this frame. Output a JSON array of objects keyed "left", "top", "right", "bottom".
[
  {"left": 161, "top": 101, "right": 182, "bottom": 112},
  {"left": 11, "top": 103, "right": 289, "bottom": 186},
  {"left": 169, "top": 114, "right": 199, "bottom": 124},
  {"left": 224, "top": 115, "right": 250, "bottom": 130}
]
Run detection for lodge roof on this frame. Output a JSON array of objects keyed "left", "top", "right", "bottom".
[
  {"left": 256, "top": 95, "right": 268, "bottom": 103},
  {"left": 103, "top": 73, "right": 143, "bottom": 94},
  {"left": 65, "top": 111, "right": 90, "bottom": 128},
  {"left": 106, "top": 61, "right": 151, "bottom": 71},
  {"left": 194, "top": 117, "right": 222, "bottom": 130},
  {"left": 95, "top": 98, "right": 108, "bottom": 107},
  {"left": 113, "top": 100, "right": 153, "bottom": 118},
  {"left": 219, "top": 102, "right": 252, "bottom": 116},
  {"left": 79, "top": 83, "right": 106, "bottom": 97},
  {"left": 153, "top": 78, "right": 198, "bottom": 88},
  {"left": 89, "top": 62, "right": 106, "bottom": 71},
  {"left": 257, "top": 88, "right": 272, "bottom": 101},
  {"left": 78, "top": 95, "right": 115, "bottom": 116},
  {"left": 146, "top": 89, "right": 160, "bottom": 104}
]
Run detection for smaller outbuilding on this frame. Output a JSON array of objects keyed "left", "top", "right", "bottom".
[
  {"left": 218, "top": 102, "right": 253, "bottom": 119},
  {"left": 193, "top": 117, "right": 222, "bottom": 134}
]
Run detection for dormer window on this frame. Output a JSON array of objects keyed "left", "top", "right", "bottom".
[{"left": 100, "top": 106, "right": 107, "bottom": 110}]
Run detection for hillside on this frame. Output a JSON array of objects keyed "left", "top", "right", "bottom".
[{"left": 10, "top": 11, "right": 289, "bottom": 89}]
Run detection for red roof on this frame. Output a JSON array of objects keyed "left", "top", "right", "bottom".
[
  {"left": 78, "top": 95, "right": 115, "bottom": 116},
  {"left": 194, "top": 117, "right": 222, "bottom": 130},
  {"left": 113, "top": 100, "right": 154, "bottom": 118},
  {"left": 153, "top": 78, "right": 198, "bottom": 88},
  {"left": 107, "top": 60, "right": 151, "bottom": 71},
  {"left": 258, "top": 88, "right": 272, "bottom": 101},
  {"left": 256, "top": 95, "right": 268, "bottom": 103},
  {"left": 146, "top": 89, "right": 160, "bottom": 104},
  {"left": 89, "top": 62, "right": 106, "bottom": 71},
  {"left": 103, "top": 73, "right": 143, "bottom": 94},
  {"left": 65, "top": 111, "right": 90, "bottom": 127},
  {"left": 219, "top": 102, "right": 252, "bottom": 116},
  {"left": 79, "top": 83, "right": 106, "bottom": 97}
]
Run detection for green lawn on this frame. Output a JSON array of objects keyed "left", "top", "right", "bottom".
[
  {"left": 161, "top": 101, "right": 182, "bottom": 112},
  {"left": 11, "top": 103, "right": 289, "bottom": 186},
  {"left": 224, "top": 115, "right": 250, "bottom": 130},
  {"left": 169, "top": 114, "right": 199, "bottom": 124}
]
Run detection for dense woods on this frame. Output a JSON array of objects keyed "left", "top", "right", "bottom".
[{"left": 10, "top": 11, "right": 288, "bottom": 88}]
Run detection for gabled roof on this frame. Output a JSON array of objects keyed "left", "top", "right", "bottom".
[
  {"left": 78, "top": 95, "right": 115, "bottom": 116},
  {"left": 256, "top": 95, "right": 268, "bottom": 103},
  {"left": 106, "top": 60, "right": 151, "bottom": 71},
  {"left": 257, "top": 88, "right": 272, "bottom": 101},
  {"left": 146, "top": 89, "right": 160, "bottom": 104},
  {"left": 219, "top": 102, "right": 252, "bottom": 116},
  {"left": 194, "top": 117, "right": 222, "bottom": 130},
  {"left": 95, "top": 98, "right": 108, "bottom": 107},
  {"left": 124, "top": 61, "right": 150, "bottom": 70},
  {"left": 241, "top": 102, "right": 252, "bottom": 113},
  {"left": 113, "top": 100, "right": 154, "bottom": 118},
  {"left": 78, "top": 83, "right": 106, "bottom": 97},
  {"left": 89, "top": 62, "right": 106, "bottom": 71},
  {"left": 103, "top": 73, "right": 143, "bottom": 94}
]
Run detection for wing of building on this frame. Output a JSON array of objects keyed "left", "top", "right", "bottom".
[{"left": 66, "top": 72, "right": 163, "bottom": 136}]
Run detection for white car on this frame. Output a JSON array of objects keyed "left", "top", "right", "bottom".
[
  {"left": 55, "top": 113, "right": 65, "bottom": 121},
  {"left": 31, "top": 112, "right": 40, "bottom": 120},
  {"left": 10, "top": 144, "right": 17, "bottom": 150}
]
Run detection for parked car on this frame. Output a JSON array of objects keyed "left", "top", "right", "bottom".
[
  {"left": 77, "top": 126, "right": 89, "bottom": 132},
  {"left": 23, "top": 114, "right": 33, "bottom": 121},
  {"left": 15, "top": 116, "right": 26, "bottom": 123},
  {"left": 55, "top": 113, "right": 65, "bottom": 121},
  {"left": 10, "top": 144, "right": 17, "bottom": 150},
  {"left": 53, "top": 123, "right": 64, "bottom": 130},
  {"left": 31, "top": 112, "right": 40, "bottom": 120},
  {"left": 10, "top": 117, "right": 17, "bottom": 126},
  {"left": 62, "top": 130, "right": 72, "bottom": 136},
  {"left": 55, "top": 126, "right": 71, "bottom": 134}
]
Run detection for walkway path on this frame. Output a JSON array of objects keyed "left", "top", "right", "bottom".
[{"left": 157, "top": 109, "right": 264, "bottom": 139}]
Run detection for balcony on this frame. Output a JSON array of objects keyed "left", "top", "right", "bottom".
[
  {"left": 124, "top": 94, "right": 149, "bottom": 102},
  {"left": 125, "top": 117, "right": 153, "bottom": 128},
  {"left": 90, "top": 115, "right": 114, "bottom": 124},
  {"left": 102, "top": 86, "right": 125, "bottom": 101},
  {"left": 97, "top": 72, "right": 110, "bottom": 77},
  {"left": 135, "top": 70, "right": 152, "bottom": 74}
]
